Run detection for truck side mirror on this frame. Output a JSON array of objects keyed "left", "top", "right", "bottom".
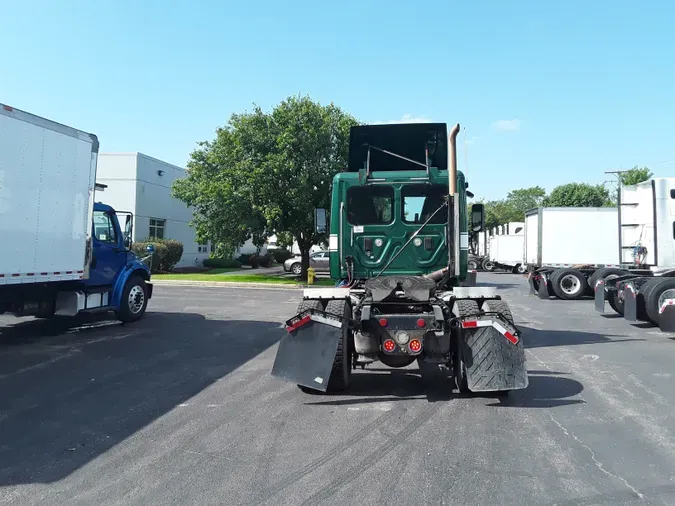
[
  {"left": 314, "top": 208, "right": 327, "bottom": 234},
  {"left": 470, "top": 203, "right": 485, "bottom": 232},
  {"left": 124, "top": 215, "right": 133, "bottom": 249},
  {"left": 146, "top": 244, "right": 156, "bottom": 254}
]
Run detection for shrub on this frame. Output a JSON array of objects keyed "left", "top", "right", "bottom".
[
  {"left": 160, "top": 239, "right": 184, "bottom": 271},
  {"left": 203, "top": 258, "right": 242, "bottom": 269},
  {"left": 258, "top": 254, "right": 272, "bottom": 268},
  {"left": 248, "top": 253, "right": 260, "bottom": 269},
  {"left": 132, "top": 238, "right": 184, "bottom": 273},
  {"left": 237, "top": 253, "right": 252, "bottom": 265},
  {"left": 270, "top": 248, "right": 293, "bottom": 264}
]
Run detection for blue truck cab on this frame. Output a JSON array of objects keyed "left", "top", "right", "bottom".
[{"left": 86, "top": 201, "right": 154, "bottom": 322}]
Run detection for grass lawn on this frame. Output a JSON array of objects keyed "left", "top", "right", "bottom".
[{"left": 153, "top": 270, "right": 335, "bottom": 286}]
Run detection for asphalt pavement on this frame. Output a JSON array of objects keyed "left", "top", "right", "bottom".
[{"left": 1, "top": 274, "right": 674, "bottom": 505}]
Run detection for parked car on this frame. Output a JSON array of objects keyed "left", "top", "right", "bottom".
[{"left": 283, "top": 251, "right": 329, "bottom": 275}]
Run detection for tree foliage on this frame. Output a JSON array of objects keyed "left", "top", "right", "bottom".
[
  {"left": 479, "top": 186, "right": 547, "bottom": 230},
  {"left": 542, "top": 182, "right": 612, "bottom": 207},
  {"left": 619, "top": 166, "right": 653, "bottom": 187},
  {"left": 172, "top": 95, "right": 359, "bottom": 277}
]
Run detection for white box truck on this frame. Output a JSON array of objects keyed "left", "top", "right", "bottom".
[
  {"left": 524, "top": 207, "right": 620, "bottom": 300},
  {"left": 485, "top": 222, "right": 525, "bottom": 273},
  {"left": 0, "top": 103, "right": 154, "bottom": 321}
]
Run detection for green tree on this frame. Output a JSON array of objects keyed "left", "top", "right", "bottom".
[
  {"left": 172, "top": 95, "right": 359, "bottom": 278},
  {"left": 543, "top": 182, "right": 613, "bottom": 207},
  {"left": 505, "top": 186, "right": 547, "bottom": 214},
  {"left": 619, "top": 166, "right": 653, "bottom": 186}
]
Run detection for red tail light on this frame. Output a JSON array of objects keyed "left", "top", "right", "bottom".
[
  {"left": 409, "top": 339, "right": 422, "bottom": 353},
  {"left": 379, "top": 318, "right": 388, "bottom": 327},
  {"left": 383, "top": 339, "right": 396, "bottom": 352},
  {"left": 416, "top": 318, "right": 426, "bottom": 328}
]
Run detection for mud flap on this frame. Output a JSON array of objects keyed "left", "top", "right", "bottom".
[
  {"left": 623, "top": 282, "right": 638, "bottom": 322},
  {"left": 460, "top": 317, "right": 528, "bottom": 392},
  {"left": 594, "top": 279, "right": 606, "bottom": 313},
  {"left": 527, "top": 272, "right": 538, "bottom": 295},
  {"left": 271, "top": 310, "right": 343, "bottom": 392},
  {"left": 536, "top": 272, "right": 551, "bottom": 299},
  {"left": 659, "top": 299, "right": 675, "bottom": 333}
]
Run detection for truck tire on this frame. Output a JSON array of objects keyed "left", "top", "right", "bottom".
[
  {"left": 468, "top": 259, "right": 479, "bottom": 271},
  {"left": 452, "top": 299, "right": 480, "bottom": 393},
  {"left": 607, "top": 289, "right": 625, "bottom": 315},
  {"left": 588, "top": 268, "right": 628, "bottom": 293},
  {"left": 324, "top": 299, "right": 352, "bottom": 392},
  {"left": 641, "top": 278, "right": 675, "bottom": 325},
  {"left": 116, "top": 275, "right": 149, "bottom": 323},
  {"left": 516, "top": 264, "right": 528, "bottom": 274},
  {"left": 480, "top": 299, "right": 517, "bottom": 397},
  {"left": 551, "top": 268, "right": 588, "bottom": 300},
  {"left": 296, "top": 299, "right": 351, "bottom": 394},
  {"left": 482, "top": 259, "right": 495, "bottom": 272}
]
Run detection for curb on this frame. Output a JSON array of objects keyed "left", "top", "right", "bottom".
[{"left": 151, "top": 280, "right": 305, "bottom": 290}]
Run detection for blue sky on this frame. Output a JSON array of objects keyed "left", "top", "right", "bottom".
[{"left": 2, "top": 0, "right": 673, "bottom": 200}]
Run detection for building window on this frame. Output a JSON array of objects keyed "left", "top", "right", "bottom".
[
  {"left": 197, "top": 240, "right": 208, "bottom": 253},
  {"left": 149, "top": 218, "right": 166, "bottom": 239}
]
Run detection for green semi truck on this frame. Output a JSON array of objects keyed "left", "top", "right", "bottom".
[{"left": 272, "top": 122, "right": 528, "bottom": 395}]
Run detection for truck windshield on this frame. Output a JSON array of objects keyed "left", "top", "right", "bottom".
[
  {"left": 346, "top": 186, "right": 394, "bottom": 225},
  {"left": 402, "top": 184, "right": 448, "bottom": 225}
]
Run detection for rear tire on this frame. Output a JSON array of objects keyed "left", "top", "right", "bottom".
[
  {"left": 115, "top": 276, "right": 149, "bottom": 323},
  {"left": 453, "top": 300, "right": 480, "bottom": 393},
  {"left": 291, "top": 263, "right": 302, "bottom": 275},
  {"left": 297, "top": 299, "right": 352, "bottom": 394},
  {"left": 481, "top": 299, "right": 517, "bottom": 397},
  {"left": 551, "top": 268, "right": 589, "bottom": 300},
  {"left": 482, "top": 259, "right": 495, "bottom": 272},
  {"left": 642, "top": 278, "right": 675, "bottom": 325},
  {"left": 588, "top": 268, "right": 628, "bottom": 292}
]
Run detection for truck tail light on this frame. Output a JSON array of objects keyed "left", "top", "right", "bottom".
[
  {"left": 383, "top": 339, "right": 396, "bottom": 352},
  {"left": 409, "top": 339, "right": 422, "bottom": 353}
]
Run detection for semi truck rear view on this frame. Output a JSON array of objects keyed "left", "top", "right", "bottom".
[{"left": 0, "top": 103, "right": 153, "bottom": 322}]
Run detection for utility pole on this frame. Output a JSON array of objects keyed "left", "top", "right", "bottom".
[{"left": 604, "top": 169, "right": 630, "bottom": 203}]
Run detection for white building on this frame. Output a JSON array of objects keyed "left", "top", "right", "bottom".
[{"left": 95, "top": 152, "right": 262, "bottom": 268}]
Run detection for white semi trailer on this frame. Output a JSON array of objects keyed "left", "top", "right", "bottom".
[{"left": 525, "top": 207, "right": 620, "bottom": 300}]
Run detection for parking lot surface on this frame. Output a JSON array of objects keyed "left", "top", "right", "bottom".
[{"left": 1, "top": 274, "right": 674, "bottom": 506}]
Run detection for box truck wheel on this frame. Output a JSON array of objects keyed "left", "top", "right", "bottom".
[
  {"left": 551, "top": 268, "right": 588, "bottom": 300},
  {"left": 116, "top": 275, "right": 149, "bottom": 323},
  {"left": 482, "top": 259, "right": 495, "bottom": 272}
]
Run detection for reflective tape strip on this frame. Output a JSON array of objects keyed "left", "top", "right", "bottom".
[
  {"left": 461, "top": 318, "right": 519, "bottom": 345},
  {"left": 0, "top": 270, "right": 84, "bottom": 278}
]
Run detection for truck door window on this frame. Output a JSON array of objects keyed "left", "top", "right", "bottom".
[
  {"left": 346, "top": 186, "right": 394, "bottom": 225},
  {"left": 93, "top": 211, "right": 117, "bottom": 244},
  {"left": 402, "top": 184, "right": 448, "bottom": 224}
]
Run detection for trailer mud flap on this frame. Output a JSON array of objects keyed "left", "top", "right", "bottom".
[
  {"left": 271, "top": 310, "right": 344, "bottom": 392},
  {"left": 460, "top": 317, "right": 528, "bottom": 392},
  {"left": 533, "top": 272, "right": 551, "bottom": 299},
  {"left": 527, "top": 272, "right": 537, "bottom": 295},
  {"left": 623, "top": 282, "right": 638, "bottom": 322},
  {"left": 594, "top": 279, "right": 606, "bottom": 313}
]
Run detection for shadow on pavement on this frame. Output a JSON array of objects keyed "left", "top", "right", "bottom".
[
  {"left": 518, "top": 325, "right": 645, "bottom": 349},
  {"left": 304, "top": 367, "right": 583, "bottom": 409},
  {"left": 0, "top": 311, "right": 282, "bottom": 486}
]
